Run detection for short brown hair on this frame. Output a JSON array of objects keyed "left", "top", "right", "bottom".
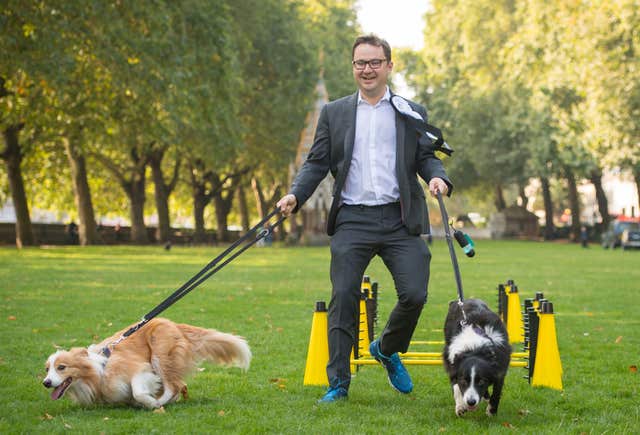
[{"left": 352, "top": 34, "right": 392, "bottom": 62}]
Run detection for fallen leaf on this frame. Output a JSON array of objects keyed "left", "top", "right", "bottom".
[
  {"left": 276, "top": 327, "right": 283, "bottom": 333},
  {"left": 615, "top": 336, "right": 623, "bottom": 344},
  {"left": 64, "top": 423, "right": 72, "bottom": 429},
  {"left": 518, "top": 409, "right": 530, "bottom": 416},
  {"left": 103, "top": 417, "right": 109, "bottom": 421},
  {"left": 502, "top": 422, "right": 514, "bottom": 429},
  {"left": 439, "top": 428, "right": 446, "bottom": 433},
  {"left": 42, "top": 413, "right": 54, "bottom": 420},
  {"left": 269, "top": 378, "right": 286, "bottom": 383},
  {"left": 630, "top": 365, "right": 637, "bottom": 373},
  {"left": 218, "top": 410, "right": 225, "bottom": 416},
  {"left": 153, "top": 406, "right": 165, "bottom": 414},
  {"left": 8, "top": 316, "right": 16, "bottom": 321}
]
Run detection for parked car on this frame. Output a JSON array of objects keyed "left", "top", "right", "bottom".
[{"left": 602, "top": 218, "right": 640, "bottom": 250}]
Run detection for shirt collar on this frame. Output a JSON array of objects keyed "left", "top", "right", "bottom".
[{"left": 357, "top": 86, "right": 391, "bottom": 106}]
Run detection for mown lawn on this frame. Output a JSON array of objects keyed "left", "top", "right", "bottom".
[{"left": 0, "top": 240, "right": 638, "bottom": 434}]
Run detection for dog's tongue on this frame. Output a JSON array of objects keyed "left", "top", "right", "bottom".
[
  {"left": 51, "top": 385, "right": 65, "bottom": 400},
  {"left": 51, "top": 378, "right": 71, "bottom": 400}
]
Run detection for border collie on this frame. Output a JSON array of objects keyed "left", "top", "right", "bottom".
[
  {"left": 443, "top": 299, "right": 511, "bottom": 416},
  {"left": 43, "top": 318, "right": 251, "bottom": 409}
]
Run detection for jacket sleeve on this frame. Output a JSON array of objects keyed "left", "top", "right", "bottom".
[
  {"left": 290, "top": 104, "right": 332, "bottom": 212},
  {"left": 415, "top": 105, "right": 454, "bottom": 196}
]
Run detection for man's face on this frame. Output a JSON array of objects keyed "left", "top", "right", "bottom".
[{"left": 352, "top": 43, "right": 393, "bottom": 99}]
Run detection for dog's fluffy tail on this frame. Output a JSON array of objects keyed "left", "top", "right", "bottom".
[{"left": 178, "top": 323, "right": 251, "bottom": 370}]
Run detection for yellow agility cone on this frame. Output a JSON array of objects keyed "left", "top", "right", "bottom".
[
  {"left": 531, "top": 302, "right": 563, "bottom": 390},
  {"left": 506, "top": 284, "right": 524, "bottom": 343},
  {"left": 303, "top": 301, "right": 329, "bottom": 386}
]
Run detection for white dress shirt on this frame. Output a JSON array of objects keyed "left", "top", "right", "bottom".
[{"left": 341, "top": 87, "right": 399, "bottom": 205}]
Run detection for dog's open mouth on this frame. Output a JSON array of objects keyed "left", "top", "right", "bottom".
[{"left": 51, "top": 377, "right": 72, "bottom": 400}]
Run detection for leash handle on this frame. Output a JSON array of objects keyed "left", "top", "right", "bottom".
[{"left": 436, "top": 191, "right": 465, "bottom": 304}]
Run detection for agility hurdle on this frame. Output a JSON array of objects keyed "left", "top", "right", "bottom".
[{"left": 303, "top": 277, "right": 562, "bottom": 390}]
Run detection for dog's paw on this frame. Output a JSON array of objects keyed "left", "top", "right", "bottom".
[
  {"left": 456, "top": 405, "right": 467, "bottom": 417},
  {"left": 486, "top": 404, "right": 497, "bottom": 417},
  {"left": 181, "top": 385, "right": 189, "bottom": 400}
]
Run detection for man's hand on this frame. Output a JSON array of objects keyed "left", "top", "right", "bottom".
[
  {"left": 428, "top": 177, "right": 449, "bottom": 197},
  {"left": 277, "top": 194, "right": 297, "bottom": 217}
]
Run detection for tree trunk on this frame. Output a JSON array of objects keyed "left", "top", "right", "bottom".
[
  {"left": 251, "top": 177, "right": 267, "bottom": 219},
  {"left": 236, "top": 183, "right": 250, "bottom": 235},
  {"left": 518, "top": 183, "right": 528, "bottom": 208},
  {"left": 589, "top": 169, "right": 610, "bottom": 232},
  {"left": 149, "top": 147, "right": 171, "bottom": 243},
  {"left": 2, "top": 123, "right": 35, "bottom": 247},
  {"left": 192, "top": 187, "right": 208, "bottom": 244},
  {"left": 633, "top": 164, "right": 640, "bottom": 217},
  {"left": 128, "top": 169, "right": 149, "bottom": 244},
  {"left": 565, "top": 168, "right": 581, "bottom": 242},
  {"left": 540, "top": 176, "right": 555, "bottom": 240},
  {"left": 494, "top": 184, "right": 506, "bottom": 211},
  {"left": 92, "top": 146, "right": 150, "bottom": 244},
  {"left": 213, "top": 187, "right": 235, "bottom": 243},
  {"left": 63, "top": 138, "right": 99, "bottom": 245}
]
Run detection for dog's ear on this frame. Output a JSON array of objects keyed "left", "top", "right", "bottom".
[{"left": 69, "top": 347, "right": 89, "bottom": 357}]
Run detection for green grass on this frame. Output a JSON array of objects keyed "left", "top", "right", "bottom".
[{"left": 1, "top": 240, "right": 639, "bottom": 434}]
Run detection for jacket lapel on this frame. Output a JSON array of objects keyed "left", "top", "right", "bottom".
[{"left": 334, "top": 92, "right": 358, "bottom": 194}]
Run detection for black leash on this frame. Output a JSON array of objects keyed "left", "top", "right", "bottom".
[
  {"left": 103, "top": 208, "right": 286, "bottom": 355},
  {"left": 436, "top": 191, "right": 468, "bottom": 324}
]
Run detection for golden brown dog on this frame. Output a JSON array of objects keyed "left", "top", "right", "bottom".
[{"left": 43, "top": 318, "right": 251, "bottom": 409}]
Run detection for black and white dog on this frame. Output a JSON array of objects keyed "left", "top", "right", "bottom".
[{"left": 443, "top": 299, "right": 511, "bottom": 416}]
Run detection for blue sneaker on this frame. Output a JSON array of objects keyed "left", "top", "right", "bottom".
[
  {"left": 369, "top": 339, "right": 413, "bottom": 394},
  {"left": 317, "top": 385, "right": 348, "bottom": 404}
]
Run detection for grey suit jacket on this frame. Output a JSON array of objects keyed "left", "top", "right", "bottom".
[{"left": 291, "top": 91, "right": 453, "bottom": 236}]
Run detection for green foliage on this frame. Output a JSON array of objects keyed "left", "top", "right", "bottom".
[
  {"left": 1, "top": 1, "right": 327, "bottom": 226},
  {"left": 301, "top": 0, "right": 360, "bottom": 100},
  {"left": 402, "top": 0, "right": 640, "bottom": 211},
  {"left": 1, "top": 242, "right": 639, "bottom": 432}
]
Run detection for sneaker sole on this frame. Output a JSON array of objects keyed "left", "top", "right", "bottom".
[{"left": 373, "top": 357, "right": 413, "bottom": 394}]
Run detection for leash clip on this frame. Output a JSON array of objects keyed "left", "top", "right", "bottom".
[{"left": 457, "top": 299, "right": 468, "bottom": 325}]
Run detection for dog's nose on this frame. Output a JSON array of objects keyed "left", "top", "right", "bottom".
[
  {"left": 43, "top": 379, "right": 51, "bottom": 388},
  {"left": 467, "top": 398, "right": 477, "bottom": 406}
]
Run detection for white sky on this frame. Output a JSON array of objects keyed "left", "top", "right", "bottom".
[{"left": 356, "top": 0, "right": 430, "bottom": 50}]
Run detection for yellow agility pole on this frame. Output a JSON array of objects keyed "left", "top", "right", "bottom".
[{"left": 351, "top": 358, "right": 528, "bottom": 367}]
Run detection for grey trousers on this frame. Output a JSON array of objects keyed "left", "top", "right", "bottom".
[{"left": 327, "top": 202, "right": 431, "bottom": 387}]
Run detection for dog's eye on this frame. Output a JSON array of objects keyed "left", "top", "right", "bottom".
[{"left": 57, "top": 365, "right": 66, "bottom": 371}]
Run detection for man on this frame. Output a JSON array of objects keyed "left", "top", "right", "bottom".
[{"left": 277, "top": 34, "right": 452, "bottom": 403}]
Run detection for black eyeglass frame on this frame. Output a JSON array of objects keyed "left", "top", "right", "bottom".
[{"left": 351, "top": 58, "right": 387, "bottom": 70}]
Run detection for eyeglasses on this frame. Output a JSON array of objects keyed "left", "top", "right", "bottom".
[{"left": 352, "top": 58, "right": 387, "bottom": 70}]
